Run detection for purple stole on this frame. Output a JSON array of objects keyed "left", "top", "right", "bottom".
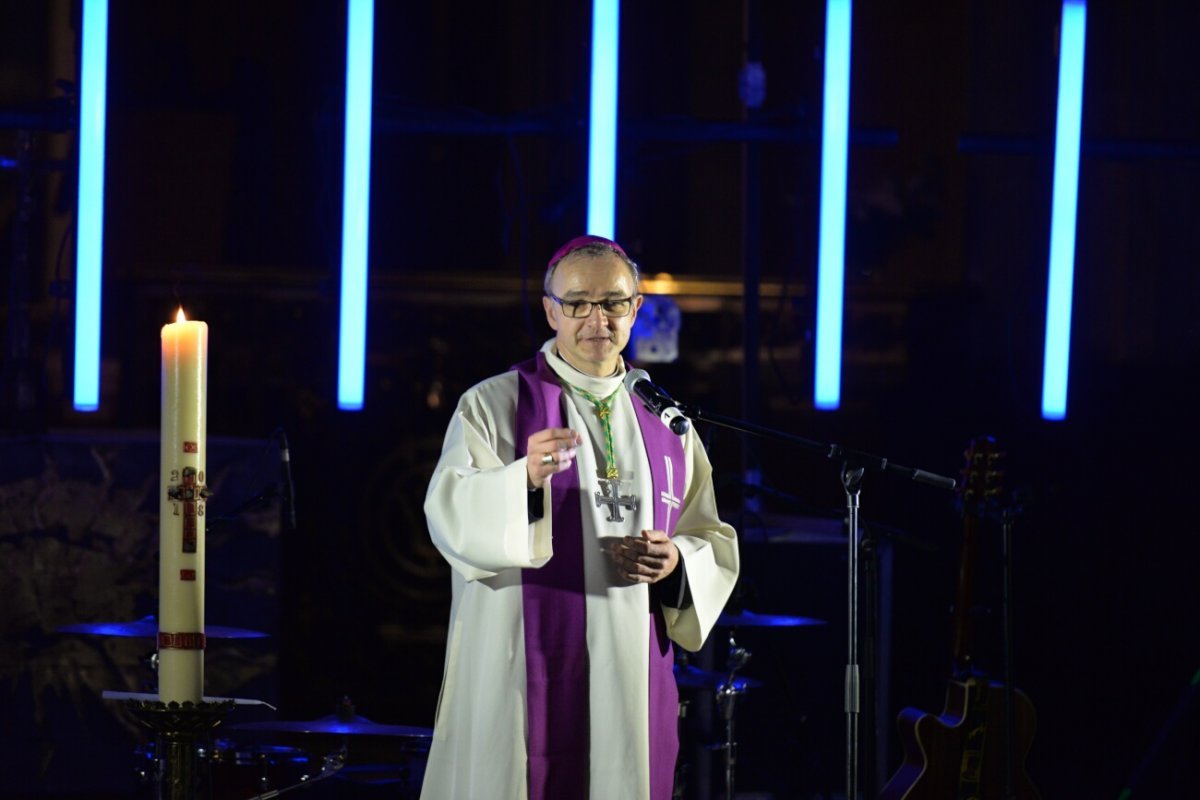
[{"left": 514, "top": 353, "right": 685, "bottom": 800}]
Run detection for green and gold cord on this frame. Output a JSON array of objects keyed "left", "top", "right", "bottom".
[{"left": 565, "top": 384, "right": 622, "bottom": 479}]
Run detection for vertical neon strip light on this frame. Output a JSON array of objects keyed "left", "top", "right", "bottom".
[
  {"left": 73, "top": 0, "right": 109, "bottom": 412},
  {"left": 814, "top": 0, "right": 852, "bottom": 411},
  {"left": 1041, "top": 0, "right": 1087, "bottom": 421},
  {"left": 586, "top": 0, "right": 620, "bottom": 238},
  {"left": 337, "top": 0, "right": 375, "bottom": 411}
]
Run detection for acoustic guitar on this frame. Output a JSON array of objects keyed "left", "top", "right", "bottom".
[{"left": 881, "top": 437, "right": 1039, "bottom": 800}]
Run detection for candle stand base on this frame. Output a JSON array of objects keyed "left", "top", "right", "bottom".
[{"left": 126, "top": 698, "right": 236, "bottom": 800}]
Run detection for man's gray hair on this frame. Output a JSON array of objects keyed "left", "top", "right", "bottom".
[{"left": 544, "top": 242, "right": 640, "bottom": 295}]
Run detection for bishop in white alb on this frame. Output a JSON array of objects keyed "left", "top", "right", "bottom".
[{"left": 422, "top": 341, "right": 739, "bottom": 800}]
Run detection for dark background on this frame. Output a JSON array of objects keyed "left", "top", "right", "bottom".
[{"left": 3, "top": 1, "right": 1199, "bottom": 797}]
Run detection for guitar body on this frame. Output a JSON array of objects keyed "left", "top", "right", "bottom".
[
  {"left": 882, "top": 678, "right": 1040, "bottom": 800},
  {"left": 882, "top": 438, "right": 1041, "bottom": 799}
]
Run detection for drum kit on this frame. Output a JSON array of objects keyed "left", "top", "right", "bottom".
[
  {"left": 673, "top": 609, "right": 826, "bottom": 800},
  {"left": 56, "top": 618, "right": 431, "bottom": 799},
  {"left": 59, "top": 607, "right": 820, "bottom": 799}
]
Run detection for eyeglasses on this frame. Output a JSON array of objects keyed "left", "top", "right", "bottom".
[{"left": 547, "top": 292, "right": 637, "bottom": 318}]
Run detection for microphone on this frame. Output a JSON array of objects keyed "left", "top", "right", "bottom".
[
  {"left": 277, "top": 429, "right": 296, "bottom": 532},
  {"left": 624, "top": 369, "right": 691, "bottom": 435}
]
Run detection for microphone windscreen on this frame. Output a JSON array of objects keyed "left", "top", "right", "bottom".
[{"left": 623, "top": 368, "right": 651, "bottom": 393}]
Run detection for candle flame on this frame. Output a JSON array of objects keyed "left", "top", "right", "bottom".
[{"left": 175, "top": 308, "right": 186, "bottom": 323}]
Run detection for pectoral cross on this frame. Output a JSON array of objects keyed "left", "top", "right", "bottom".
[
  {"left": 659, "top": 456, "right": 681, "bottom": 531},
  {"left": 595, "top": 478, "right": 638, "bottom": 523}
]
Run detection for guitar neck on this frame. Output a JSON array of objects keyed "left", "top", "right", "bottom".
[
  {"left": 951, "top": 513, "right": 979, "bottom": 677},
  {"left": 952, "top": 437, "right": 1003, "bottom": 679}
]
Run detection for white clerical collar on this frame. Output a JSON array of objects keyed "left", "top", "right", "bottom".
[{"left": 542, "top": 339, "right": 625, "bottom": 397}]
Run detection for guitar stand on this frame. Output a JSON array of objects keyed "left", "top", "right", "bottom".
[{"left": 1001, "top": 507, "right": 1018, "bottom": 800}]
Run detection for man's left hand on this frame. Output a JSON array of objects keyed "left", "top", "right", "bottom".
[{"left": 613, "top": 529, "right": 679, "bottom": 584}]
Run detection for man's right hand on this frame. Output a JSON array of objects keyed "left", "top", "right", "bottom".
[{"left": 526, "top": 428, "right": 582, "bottom": 488}]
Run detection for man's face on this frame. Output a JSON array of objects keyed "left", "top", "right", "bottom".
[{"left": 542, "top": 252, "right": 643, "bottom": 377}]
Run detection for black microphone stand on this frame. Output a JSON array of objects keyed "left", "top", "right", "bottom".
[{"left": 676, "top": 401, "right": 956, "bottom": 799}]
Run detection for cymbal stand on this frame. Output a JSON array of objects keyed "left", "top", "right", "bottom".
[{"left": 715, "top": 631, "right": 752, "bottom": 800}]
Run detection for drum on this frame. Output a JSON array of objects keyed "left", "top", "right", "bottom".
[
  {"left": 133, "top": 739, "right": 230, "bottom": 797},
  {"left": 133, "top": 737, "right": 314, "bottom": 799},
  {"left": 331, "top": 761, "right": 427, "bottom": 799},
  {"left": 210, "top": 741, "right": 314, "bottom": 797}
]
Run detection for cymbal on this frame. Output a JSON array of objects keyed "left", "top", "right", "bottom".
[
  {"left": 673, "top": 664, "right": 762, "bottom": 691},
  {"left": 232, "top": 713, "right": 432, "bottom": 738},
  {"left": 56, "top": 615, "right": 268, "bottom": 639},
  {"left": 716, "top": 611, "right": 826, "bottom": 628}
]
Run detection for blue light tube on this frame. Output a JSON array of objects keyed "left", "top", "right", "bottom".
[
  {"left": 1041, "top": 0, "right": 1087, "bottom": 421},
  {"left": 814, "top": 0, "right": 852, "bottom": 411},
  {"left": 73, "top": 0, "right": 109, "bottom": 412},
  {"left": 586, "top": 0, "right": 620, "bottom": 239},
  {"left": 337, "top": 0, "right": 375, "bottom": 411}
]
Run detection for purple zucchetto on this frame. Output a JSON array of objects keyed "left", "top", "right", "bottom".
[
  {"left": 544, "top": 235, "right": 637, "bottom": 293},
  {"left": 546, "top": 234, "right": 628, "bottom": 269}
]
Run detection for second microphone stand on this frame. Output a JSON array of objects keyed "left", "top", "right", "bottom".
[{"left": 676, "top": 401, "right": 956, "bottom": 799}]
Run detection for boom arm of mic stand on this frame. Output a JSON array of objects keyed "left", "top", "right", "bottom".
[{"left": 680, "top": 405, "right": 957, "bottom": 492}]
